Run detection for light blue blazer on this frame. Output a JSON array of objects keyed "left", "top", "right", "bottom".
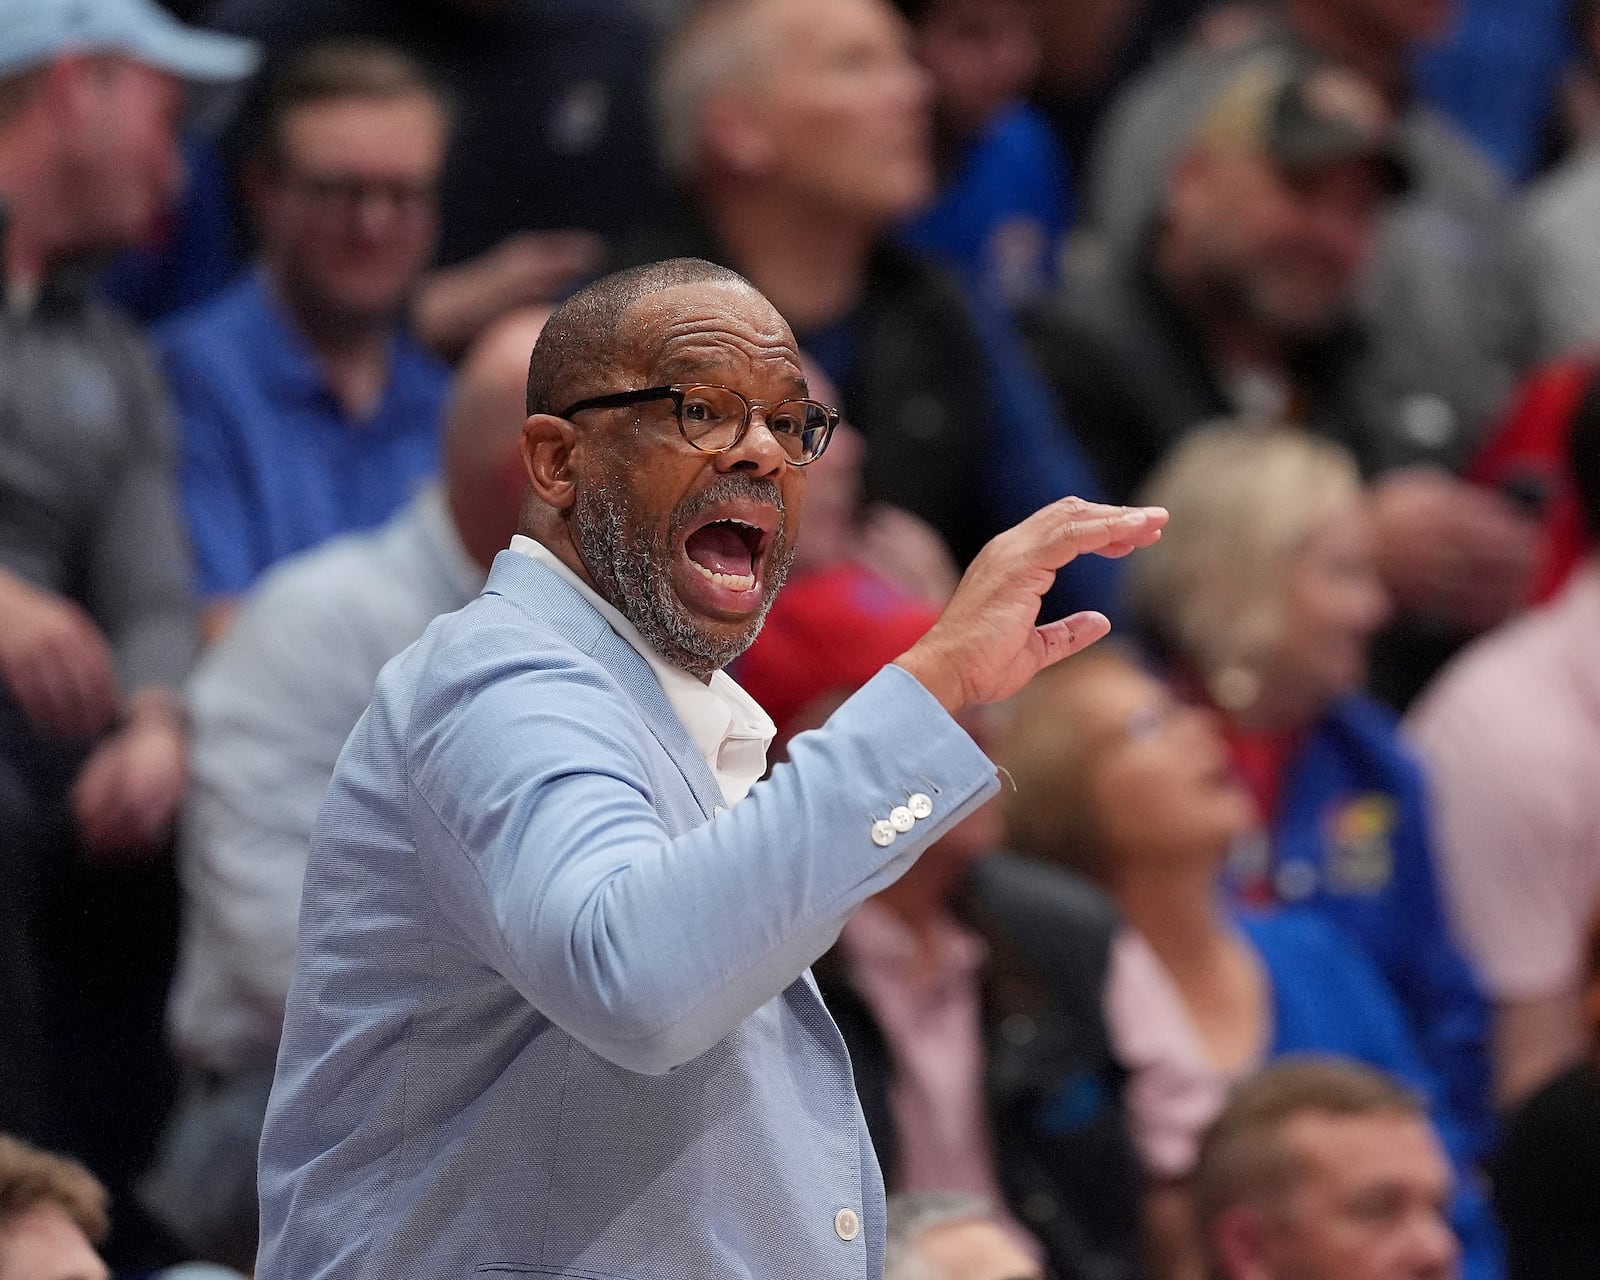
[{"left": 256, "top": 551, "right": 999, "bottom": 1280}]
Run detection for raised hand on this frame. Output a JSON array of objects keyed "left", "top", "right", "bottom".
[{"left": 894, "top": 497, "right": 1167, "bottom": 712}]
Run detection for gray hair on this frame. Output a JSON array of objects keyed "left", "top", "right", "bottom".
[
  {"left": 884, "top": 1191, "right": 999, "bottom": 1280},
  {"left": 652, "top": 0, "right": 770, "bottom": 180}
]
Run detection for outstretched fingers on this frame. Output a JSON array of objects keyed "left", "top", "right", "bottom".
[{"left": 1027, "top": 498, "right": 1168, "bottom": 567}]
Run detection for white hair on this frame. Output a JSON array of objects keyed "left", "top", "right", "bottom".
[
  {"left": 652, "top": 0, "right": 770, "bottom": 180},
  {"left": 1125, "top": 423, "right": 1363, "bottom": 697}
]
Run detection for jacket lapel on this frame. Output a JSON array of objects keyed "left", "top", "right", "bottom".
[{"left": 481, "top": 551, "right": 727, "bottom": 820}]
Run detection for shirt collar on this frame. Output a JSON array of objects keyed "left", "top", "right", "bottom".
[
  {"left": 248, "top": 267, "right": 429, "bottom": 421},
  {"left": 508, "top": 535, "right": 774, "bottom": 789}
]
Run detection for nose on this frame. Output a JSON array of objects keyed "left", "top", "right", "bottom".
[
  {"left": 713, "top": 409, "right": 789, "bottom": 479},
  {"left": 352, "top": 189, "right": 401, "bottom": 239},
  {"left": 1410, "top": 1210, "right": 1461, "bottom": 1279}
]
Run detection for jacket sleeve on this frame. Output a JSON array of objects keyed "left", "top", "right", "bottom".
[{"left": 405, "top": 629, "right": 999, "bottom": 1076}]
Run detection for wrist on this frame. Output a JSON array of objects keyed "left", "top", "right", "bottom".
[
  {"left": 121, "top": 687, "right": 189, "bottom": 738},
  {"left": 893, "top": 640, "right": 966, "bottom": 716}
]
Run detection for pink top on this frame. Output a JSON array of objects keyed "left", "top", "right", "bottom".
[
  {"left": 1407, "top": 562, "right": 1600, "bottom": 1000},
  {"left": 837, "top": 900, "right": 1005, "bottom": 1201},
  {"left": 1102, "top": 929, "right": 1244, "bottom": 1180}
]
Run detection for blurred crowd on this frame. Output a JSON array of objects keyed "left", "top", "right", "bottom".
[{"left": 3, "top": 0, "right": 1600, "bottom": 1277}]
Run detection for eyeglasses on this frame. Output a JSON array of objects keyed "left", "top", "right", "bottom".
[
  {"left": 559, "top": 383, "right": 839, "bottom": 465},
  {"left": 279, "top": 170, "right": 438, "bottom": 221}
]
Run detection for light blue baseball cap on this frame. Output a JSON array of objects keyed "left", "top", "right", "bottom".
[{"left": 0, "top": 0, "right": 259, "bottom": 83}]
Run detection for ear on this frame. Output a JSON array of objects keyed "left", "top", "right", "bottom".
[
  {"left": 521, "top": 413, "right": 580, "bottom": 510},
  {"left": 1210, "top": 1204, "right": 1277, "bottom": 1280},
  {"left": 701, "top": 90, "right": 775, "bottom": 175}
]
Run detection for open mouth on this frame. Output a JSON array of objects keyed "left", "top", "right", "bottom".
[{"left": 684, "top": 516, "right": 771, "bottom": 594}]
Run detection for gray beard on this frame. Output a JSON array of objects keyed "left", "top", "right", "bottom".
[{"left": 573, "top": 473, "right": 796, "bottom": 679}]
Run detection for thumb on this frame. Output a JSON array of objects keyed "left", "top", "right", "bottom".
[{"left": 1035, "top": 610, "right": 1112, "bottom": 671}]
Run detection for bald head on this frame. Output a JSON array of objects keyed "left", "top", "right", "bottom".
[
  {"left": 654, "top": 0, "right": 932, "bottom": 226},
  {"left": 526, "top": 258, "right": 757, "bottom": 422},
  {"left": 443, "top": 306, "right": 552, "bottom": 567}
]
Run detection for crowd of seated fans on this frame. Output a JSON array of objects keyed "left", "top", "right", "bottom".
[{"left": 4, "top": 0, "right": 1600, "bottom": 1276}]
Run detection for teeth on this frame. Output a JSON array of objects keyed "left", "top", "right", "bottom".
[{"left": 692, "top": 562, "right": 756, "bottom": 591}]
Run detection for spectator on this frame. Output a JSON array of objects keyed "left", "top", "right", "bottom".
[
  {"left": 1024, "top": 52, "right": 1538, "bottom": 709},
  {"left": 789, "top": 356, "right": 959, "bottom": 605},
  {"left": 0, "top": 1133, "right": 244, "bottom": 1280},
  {"left": 141, "top": 308, "right": 548, "bottom": 1271},
  {"left": 632, "top": 0, "right": 1120, "bottom": 620},
  {"left": 200, "top": 0, "right": 653, "bottom": 355},
  {"left": 1407, "top": 383, "right": 1600, "bottom": 1109},
  {"left": 998, "top": 643, "right": 1499, "bottom": 1280},
  {"left": 155, "top": 39, "right": 452, "bottom": 642},
  {"left": 1027, "top": 53, "right": 1412, "bottom": 497},
  {"left": 892, "top": 0, "right": 1073, "bottom": 313},
  {"left": 1125, "top": 427, "right": 1494, "bottom": 1162},
  {"left": 1193, "top": 1059, "right": 1461, "bottom": 1280},
  {"left": 1490, "top": 915, "right": 1600, "bottom": 1280},
  {"left": 0, "top": 1134, "right": 110, "bottom": 1280},
  {"left": 884, "top": 1192, "right": 1044, "bottom": 1280},
  {"left": 1083, "top": 0, "right": 1513, "bottom": 460},
  {"left": 960, "top": 845, "right": 1143, "bottom": 1280},
  {"left": 1501, "top": 0, "right": 1600, "bottom": 366},
  {"left": 0, "top": 0, "right": 253, "bottom": 1236}
]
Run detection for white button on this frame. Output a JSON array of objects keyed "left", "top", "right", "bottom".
[
  {"left": 889, "top": 805, "right": 915, "bottom": 833},
  {"left": 834, "top": 1207, "right": 860, "bottom": 1241},
  {"left": 870, "top": 820, "right": 897, "bottom": 848},
  {"left": 908, "top": 792, "right": 933, "bottom": 820},
  {"left": 712, "top": 804, "right": 726, "bottom": 816}
]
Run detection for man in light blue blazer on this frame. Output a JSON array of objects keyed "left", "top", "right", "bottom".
[{"left": 255, "top": 256, "right": 1166, "bottom": 1279}]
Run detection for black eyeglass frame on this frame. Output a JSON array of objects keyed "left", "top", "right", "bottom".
[{"left": 558, "top": 383, "right": 840, "bottom": 466}]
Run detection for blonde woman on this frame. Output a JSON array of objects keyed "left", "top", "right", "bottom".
[{"left": 1126, "top": 424, "right": 1492, "bottom": 1158}]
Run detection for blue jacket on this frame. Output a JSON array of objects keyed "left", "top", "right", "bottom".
[
  {"left": 1231, "top": 694, "right": 1493, "bottom": 1157},
  {"left": 255, "top": 551, "right": 1000, "bottom": 1279},
  {"left": 1244, "top": 912, "right": 1503, "bottom": 1280}
]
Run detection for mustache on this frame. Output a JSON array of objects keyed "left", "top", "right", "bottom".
[{"left": 671, "top": 473, "right": 786, "bottom": 533}]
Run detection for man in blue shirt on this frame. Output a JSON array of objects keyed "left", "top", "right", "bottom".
[
  {"left": 155, "top": 38, "right": 450, "bottom": 641},
  {"left": 255, "top": 256, "right": 1167, "bottom": 1279}
]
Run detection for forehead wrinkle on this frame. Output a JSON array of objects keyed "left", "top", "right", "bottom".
[{"left": 650, "top": 330, "right": 803, "bottom": 390}]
